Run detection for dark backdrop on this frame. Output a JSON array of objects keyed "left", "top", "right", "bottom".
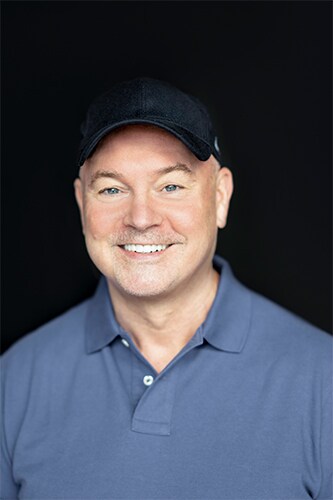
[{"left": 2, "top": 1, "right": 332, "bottom": 353}]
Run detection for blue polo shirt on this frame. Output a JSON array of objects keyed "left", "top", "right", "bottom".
[{"left": 1, "top": 256, "right": 332, "bottom": 499}]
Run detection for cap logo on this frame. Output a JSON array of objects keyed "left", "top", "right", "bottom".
[{"left": 214, "top": 136, "right": 220, "bottom": 153}]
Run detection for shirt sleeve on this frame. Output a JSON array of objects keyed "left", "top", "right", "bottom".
[
  {"left": 1, "top": 357, "right": 19, "bottom": 500},
  {"left": 316, "top": 374, "right": 333, "bottom": 499}
]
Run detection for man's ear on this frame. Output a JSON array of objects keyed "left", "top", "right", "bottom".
[
  {"left": 73, "top": 177, "right": 85, "bottom": 234},
  {"left": 215, "top": 167, "right": 234, "bottom": 229}
]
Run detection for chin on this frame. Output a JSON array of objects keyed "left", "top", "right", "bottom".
[
  {"left": 109, "top": 272, "right": 179, "bottom": 299},
  {"left": 116, "top": 281, "right": 173, "bottom": 298}
]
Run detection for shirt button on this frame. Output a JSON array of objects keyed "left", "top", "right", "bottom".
[
  {"left": 121, "top": 338, "right": 130, "bottom": 348},
  {"left": 143, "top": 375, "right": 154, "bottom": 386}
]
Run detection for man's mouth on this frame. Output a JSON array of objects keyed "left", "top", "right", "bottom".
[{"left": 121, "top": 244, "right": 169, "bottom": 254}]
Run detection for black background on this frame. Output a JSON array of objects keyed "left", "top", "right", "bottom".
[{"left": 2, "top": 1, "right": 332, "bottom": 353}]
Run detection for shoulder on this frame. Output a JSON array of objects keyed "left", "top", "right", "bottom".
[
  {"left": 245, "top": 289, "right": 332, "bottom": 384},
  {"left": 2, "top": 298, "right": 91, "bottom": 373},
  {"left": 1, "top": 296, "right": 96, "bottom": 464},
  {"left": 1, "top": 297, "right": 93, "bottom": 440},
  {"left": 215, "top": 255, "right": 331, "bottom": 360},
  {"left": 250, "top": 290, "right": 331, "bottom": 350}
]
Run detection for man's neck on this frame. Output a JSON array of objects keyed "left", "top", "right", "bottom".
[{"left": 107, "top": 267, "right": 220, "bottom": 373}]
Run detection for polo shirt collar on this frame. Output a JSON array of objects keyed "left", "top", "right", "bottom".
[
  {"left": 85, "top": 278, "right": 121, "bottom": 353},
  {"left": 202, "top": 255, "right": 252, "bottom": 353},
  {"left": 85, "top": 255, "right": 252, "bottom": 355}
]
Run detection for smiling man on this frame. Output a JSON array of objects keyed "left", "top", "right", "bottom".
[
  {"left": 74, "top": 123, "right": 232, "bottom": 372},
  {"left": 1, "top": 78, "right": 332, "bottom": 499}
]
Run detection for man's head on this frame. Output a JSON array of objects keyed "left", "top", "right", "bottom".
[
  {"left": 74, "top": 79, "right": 233, "bottom": 300},
  {"left": 77, "top": 77, "right": 223, "bottom": 168}
]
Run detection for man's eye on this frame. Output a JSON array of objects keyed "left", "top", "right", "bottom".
[
  {"left": 99, "top": 187, "right": 121, "bottom": 195},
  {"left": 163, "top": 184, "right": 180, "bottom": 192}
]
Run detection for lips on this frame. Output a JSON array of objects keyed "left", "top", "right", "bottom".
[{"left": 122, "top": 244, "right": 169, "bottom": 253}]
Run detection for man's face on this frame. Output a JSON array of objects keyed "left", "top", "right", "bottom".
[{"left": 74, "top": 125, "right": 233, "bottom": 299}]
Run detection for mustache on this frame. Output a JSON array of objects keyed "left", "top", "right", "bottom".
[{"left": 110, "top": 230, "right": 186, "bottom": 246}]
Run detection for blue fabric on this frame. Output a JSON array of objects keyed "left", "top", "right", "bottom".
[{"left": 1, "top": 256, "right": 332, "bottom": 499}]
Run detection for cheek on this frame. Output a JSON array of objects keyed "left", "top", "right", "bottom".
[
  {"left": 168, "top": 197, "right": 217, "bottom": 234},
  {"left": 84, "top": 203, "right": 118, "bottom": 239}
]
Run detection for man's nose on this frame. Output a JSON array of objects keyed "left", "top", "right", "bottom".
[{"left": 123, "top": 193, "right": 163, "bottom": 230}]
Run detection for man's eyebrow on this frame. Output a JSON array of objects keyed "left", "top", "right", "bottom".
[
  {"left": 88, "top": 170, "right": 125, "bottom": 188},
  {"left": 88, "top": 163, "right": 193, "bottom": 188},
  {"left": 156, "top": 163, "right": 194, "bottom": 176}
]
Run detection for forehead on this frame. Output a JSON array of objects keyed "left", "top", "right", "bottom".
[
  {"left": 87, "top": 124, "right": 199, "bottom": 168},
  {"left": 80, "top": 125, "right": 220, "bottom": 186}
]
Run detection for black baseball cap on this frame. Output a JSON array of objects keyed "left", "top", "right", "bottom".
[{"left": 78, "top": 77, "right": 223, "bottom": 168}]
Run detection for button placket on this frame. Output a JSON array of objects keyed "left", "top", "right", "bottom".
[
  {"left": 131, "top": 352, "right": 155, "bottom": 407},
  {"left": 130, "top": 329, "right": 203, "bottom": 435},
  {"left": 132, "top": 366, "right": 179, "bottom": 436}
]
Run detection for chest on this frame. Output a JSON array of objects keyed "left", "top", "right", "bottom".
[{"left": 12, "top": 341, "right": 318, "bottom": 499}]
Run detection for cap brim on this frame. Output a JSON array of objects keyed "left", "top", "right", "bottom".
[{"left": 78, "top": 119, "right": 212, "bottom": 167}]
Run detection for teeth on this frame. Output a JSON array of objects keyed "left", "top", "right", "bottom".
[{"left": 123, "top": 244, "right": 168, "bottom": 253}]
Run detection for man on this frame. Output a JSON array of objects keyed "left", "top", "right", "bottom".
[{"left": 1, "top": 78, "right": 332, "bottom": 499}]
